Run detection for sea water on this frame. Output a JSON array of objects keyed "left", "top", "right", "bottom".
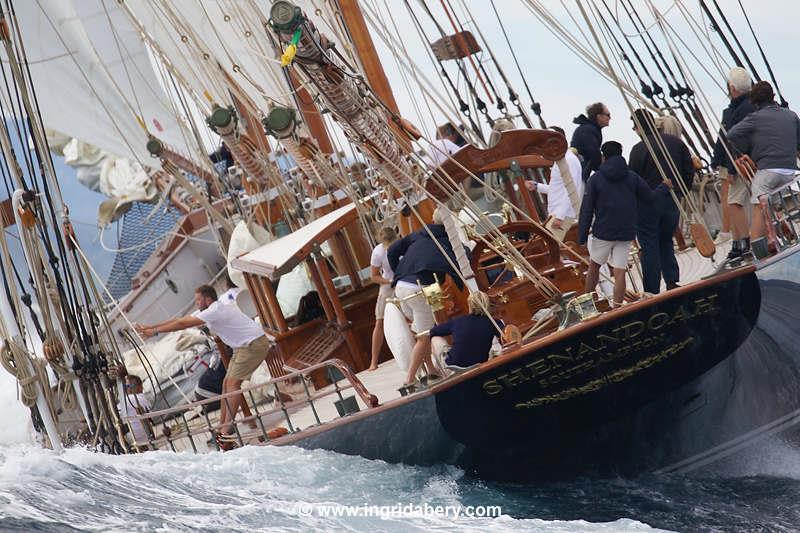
[{"left": 1, "top": 368, "right": 799, "bottom": 532}]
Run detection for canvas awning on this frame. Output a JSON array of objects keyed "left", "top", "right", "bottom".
[{"left": 231, "top": 203, "right": 358, "bottom": 280}]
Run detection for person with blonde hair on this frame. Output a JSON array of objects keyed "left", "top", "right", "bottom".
[
  {"left": 368, "top": 226, "right": 398, "bottom": 370},
  {"left": 655, "top": 115, "right": 683, "bottom": 137},
  {"left": 428, "top": 291, "right": 504, "bottom": 370}
]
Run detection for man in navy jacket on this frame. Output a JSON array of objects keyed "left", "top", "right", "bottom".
[
  {"left": 578, "top": 141, "right": 671, "bottom": 305},
  {"left": 571, "top": 102, "right": 611, "bottom": 182}
]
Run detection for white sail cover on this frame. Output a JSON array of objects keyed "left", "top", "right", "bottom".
[{"left": 7, "top": 0, "right": 192, "bottom": 163}]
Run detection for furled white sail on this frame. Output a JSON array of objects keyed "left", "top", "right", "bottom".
[{"left": 6, "top": 0, "right": 192, "bottom": 163}]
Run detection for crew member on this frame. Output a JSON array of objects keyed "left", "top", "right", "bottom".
[
  {"left": 369, "top": 226, "right": 398, "bottom": 371},
  {"left": 571, "top": 102, "right": 611, "bottom": 181},
  {"left": 525, "top": 126, "right": 584, "bottom": 242},
  {"left": 710, "top": 67, "right": 757, "bottom": 258},
  {"left": 727, "top": 81, "right": 800, "bottom": 246},
  {"left": 117, "top": 374, "right": 151, "bottom": 451},
  {"left": 135, "top": 284, "right": 273, "bottom": 447},
  {"left": 388, "top": 208, "right": 464, "bottom": 390},
  {"left": 426, "top": 122, "right": 466, "bottom": 166},
  {"left": 629, "top": 109, "right": 694, "bottom": 293},
  {"left": 430, "top": 291, "right": 503, "bottom": 370},
  {"left": 578, "top": 141, "right": 670, "bottom": 305}
]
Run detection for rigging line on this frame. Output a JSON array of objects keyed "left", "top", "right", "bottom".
[
  {"left": 597, "top": 0, "right": 660, "bottom": 99},
  {"left": 608, "top": 0, "right": 713, "bottom": 154},
  {"left": 621, "top": 0, "right": 684, "bottom": 89},
  {"left": 697, "top": 0, "right": 744, "bottom": 71},
  {"left": 0, "top": 42, "right": 35, "bottom": 185},
  {"left": 643, "top": 6, "right": 716, "bottom": 152},
  {"left": 373, "top": 0, "right": 432, "bottom": 134},
  {"left": 437, "top": 0, "right": 496, "bottom": 106},
  {"left": 709, "top": 0, "right": 762, "bottom": 81},
  {"left": 486, "top": 0, "right": 543, "bottom": 126},
  {"left": 457, "top": 0, "right": 529, "bottom": 123},
  {"left": 582, "top": 1, "right": 700, "bottom": 222},
  {"left": 518, "top": 0, "right": 655, "bottom": 111},
  {"left": 403, "top": 0, "right": 485, "bottom": 140},
  {"left": 616, "top": 0, "right": 680, "bottom": 96},
  {"left": 4, "top": 4, "right": 88, "bottom": 335},
  {"left": 736, "top": 0, "right": 786, "bottom": 106},
  {"left": 613, "top": 0, "right": 679, "bottom": 36},
  {"left": 359, "top": 3, "right": 464, "bottom": 136},
  {"left": 669, "top": 1, "right": 727, "bottom": 91},
  {"left": 24, "top": 0, "right": 148, "bottom": 167},
  {"left": 99, "top": 0, "right": 145, "bottom": 123},
  {"left": 414, "top": 0, "right": 491, "bottom": 125}
]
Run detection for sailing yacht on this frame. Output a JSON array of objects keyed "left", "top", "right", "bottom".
[{"left": 1, "top": 0, "right": 799, "bottom": 480}]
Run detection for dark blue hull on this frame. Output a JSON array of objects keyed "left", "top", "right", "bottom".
[{"left": 291, "top": 252, "right": 800, "bottom": 480}]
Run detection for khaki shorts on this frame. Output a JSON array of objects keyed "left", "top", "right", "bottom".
[
  {"left": 394, "top": 283, "right": 435, "bottom": 334},
  {"left": 375, "top": 284, "right": 393, "bottom": 320},
  {"left": 226, "top": 335, "right": 272, "bottom": 381},
  {"left": 588, "top": 236, "right": 632, "bottom": 270},
  {"left": 727, "top": 173, "right": 750, "bottom": 206},
  {"left": 545, "top": 215, "right": 575, "bottom": 243}
]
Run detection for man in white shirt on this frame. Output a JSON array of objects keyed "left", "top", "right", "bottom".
[
  {"left": 368, "top": 226, "right": 397, "bottom": 370},
  {"left": 525, "top": 126, "right": 584, "bottom": 242},
  {"left": 135, "top": 284, "right": 273, "bottom": 446},
  {"left": 425, "top": 122, "right": 465, "bottom": 167},
  {"left": 117, "top": 374, "right": 151, "bottom": 451}
]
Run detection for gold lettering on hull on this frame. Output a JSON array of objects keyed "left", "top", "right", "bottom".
[{"left": 481, "top": 294, "right": 720, "bottom": 399}]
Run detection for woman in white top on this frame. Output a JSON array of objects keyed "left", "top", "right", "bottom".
[{"left": 368, "top": 226, "right": 398, "bottom": 370}]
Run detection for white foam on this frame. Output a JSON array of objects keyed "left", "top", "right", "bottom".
[
  {"left": 0, "top": 368, "right": 33, "bottom": 445},
  {"left": 0, "top": 444, "right": 670, "bottom": 531}
]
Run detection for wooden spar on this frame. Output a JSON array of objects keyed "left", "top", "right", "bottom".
[
  {"left": 146, "top": 136, "right": 219, "bottom": 194},
  {"left": 261, "top": 277, "right": 289, "bottom": 333},
  {"left": 244, "top": 273, "right": 272, "bottom": 330},
  {"left": 159, "top": 159, "right": 233, "bottom": 233},
  {"left": 313, "top": 252, "right": 364, "bottom": 367},
  {"left": 335, "top": 0, "right": 411, "bottom": 152},
  {"left": 287, "top": 70, "right": 334, "bottom": 155}
]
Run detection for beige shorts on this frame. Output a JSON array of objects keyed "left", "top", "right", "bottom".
[
  {"left": 227, "top": 335, "right": 272, "bottom": 381},
  {"left": 374, "top": 284, "right": 393, "bottom": 320},
  {"left": 588, "top": 236, "right": 632, "bottom": 270},
  {"left": 727, "top": 173, "right": 750, "bottom": 206},
  {"left": 750, "top": 169, "right": 796, "bottom": 204},
  {"left": 394, "top": 283, "right": 435, "bottom": 334},
  {"left": 545, "top": 215, "right": 575, "bottom": 243}
]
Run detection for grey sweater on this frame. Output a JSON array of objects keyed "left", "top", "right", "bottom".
[{"left": 727, "top": 103, "right": 800, "bottom": 170}]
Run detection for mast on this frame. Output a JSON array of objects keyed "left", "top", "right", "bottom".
[{"left": 335, "top": 0, "right": 410, "bottom": 151}]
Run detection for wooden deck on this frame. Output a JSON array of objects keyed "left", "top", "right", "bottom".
[{"left": 136, "top": 240, "right": 738, "bottom": 454}]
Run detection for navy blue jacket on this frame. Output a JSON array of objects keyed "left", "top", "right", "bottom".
[
  {"left": 388, "top": 224, "right": 465, "bottom": 290},
  {"left": 430, "top": 314, "right": 503, "bottom": 367},
  {"left": 571, "top": 114, "right": 603, "bottom": 182},
  {"left": 710, "top": 93, "right": 756, "bottom": 173},
  {"left": 629, "top": 133, "right": 694, "bottom": 197},
  {"left": 578, "top": 156, "right": 666, "bottom": 244}
]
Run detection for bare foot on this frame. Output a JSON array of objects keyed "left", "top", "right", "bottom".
[{"left": 367, "top": 364, "right": 378, "bottom": 371}]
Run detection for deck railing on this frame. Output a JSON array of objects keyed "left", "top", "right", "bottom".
[
  {"left": 755, "top": 174, "right": 800, "bottom": 261},
  {"left": 121, "top": 359, "right": 379, "bottom": 453}
]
